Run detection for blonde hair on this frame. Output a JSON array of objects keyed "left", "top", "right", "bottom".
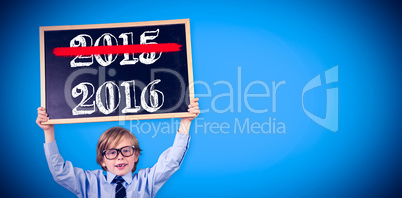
[{"left": 96, "top": 126, "right": 142, "bottom": 172}]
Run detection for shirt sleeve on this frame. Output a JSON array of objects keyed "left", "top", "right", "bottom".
[
  {"left": 143, "top": 132, "right": 190, "bottom": 197},
  {"left": 44, "top": 141, "right": 99, "bottom": 198}
]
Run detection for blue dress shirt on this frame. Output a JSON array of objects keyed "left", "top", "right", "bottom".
[{"left": 44, "top": 132, "right": 190, "bottom": 198}]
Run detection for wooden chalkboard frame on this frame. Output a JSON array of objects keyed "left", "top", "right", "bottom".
[{"left": 40, "top": 19, "right": 194, "bottom": 124}]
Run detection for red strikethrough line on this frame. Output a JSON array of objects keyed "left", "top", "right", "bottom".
[{"left": 53, "top": 43, "right": 182, "bottom": 57}]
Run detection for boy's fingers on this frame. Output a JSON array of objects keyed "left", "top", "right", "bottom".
[
  {"left": 188, "top": 103, "right": 199, "bottom": 108},
  {"left": 37, "top": 107, "right": 46, "bottom": 112},
  {"left": 188, "top": 108, "right": 200, "bottom": 111},
  {"left": 36, "top": 119, "right": 43, "bottom": 126},
  {"left": 37, "top": 115, "right": 49, "bottom": 122},
  {"left": 37, "top": 107, "right": 48, "bottom": 116},
  {"left": 38, "top": 113, "right": 47, "bottom": 118},
  {"left": 188, "top": 106, "right": 199, "bottom": 110},
  {"left": 188, "top": 108, "right": 200, "bottom": 113},
  {"left": 192, "top": 110, "right": 200, "bottom": 114},
  {"left": 187, "top": 98, "right": 200, "bottom": 115},
  {"left": 38, "top": 111, "right": 47, "bottom": 116},
  {"left": 36, "top": 111, "right": 52, "bottom": 129}
]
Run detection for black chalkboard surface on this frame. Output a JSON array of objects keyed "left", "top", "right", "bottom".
[{"left": 40, "top": 19, "right": 194, "bottom": 124}]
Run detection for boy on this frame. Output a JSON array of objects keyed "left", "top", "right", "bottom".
[{"left": 36, "top": 98, "right": 199, "bottom": 198}]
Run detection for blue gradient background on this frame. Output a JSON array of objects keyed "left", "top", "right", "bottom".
[{"left": 1, "top": 0, "right": 401, "bottom": 197}]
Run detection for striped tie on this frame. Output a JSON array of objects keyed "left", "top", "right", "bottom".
[{"left": 113, "top": 176, "right": 126, "bottom": 198}]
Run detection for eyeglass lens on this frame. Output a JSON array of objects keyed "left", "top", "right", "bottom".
[{"left": 104, "top": 146, "right": 134, "bottom": 159}]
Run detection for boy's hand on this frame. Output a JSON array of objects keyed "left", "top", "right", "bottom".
[
  {"left": 183, "top": 98, "right": 200, "bottom": 122},
  {"left": 178, "top": 98, "right": 199, "bottom": 135},
  {"left": 36, "top": 107, "right": 54, "bottom": 133}
]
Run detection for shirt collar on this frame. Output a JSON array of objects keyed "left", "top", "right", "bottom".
[{"left": 106, "top": 171, "right": 133, "bottom": 184}]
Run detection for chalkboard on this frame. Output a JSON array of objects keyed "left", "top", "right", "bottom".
[{"left": 40, "top": 19, "right": 194, "bottom": 124}]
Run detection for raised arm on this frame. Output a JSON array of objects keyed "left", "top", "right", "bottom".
[
  {"left": 37, "top": 107, "right": 102, "bottom": 197},
  {"left": 142, "top": 98, "right": 200, "bottom": 196}
]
